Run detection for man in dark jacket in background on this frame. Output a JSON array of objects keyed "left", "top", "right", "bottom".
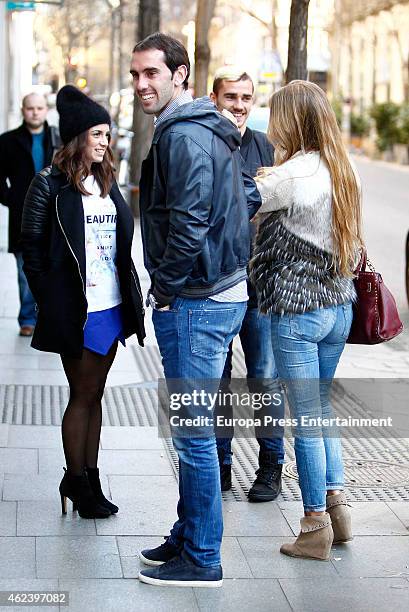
[
  {"left": 210, "top": 68, "right": 285, "bottom": 502},
  {"left": 0, "top": 93, "right": 60, "bottom": 336},
  {"left": 130, "top": 33, "right": 260, "bottom": 588}
]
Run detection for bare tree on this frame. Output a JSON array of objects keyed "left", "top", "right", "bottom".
[
  {"left": 233, "top": 0, "right": 279, "bottom": 51},
  {"left": 216, "top": 0, "right": 283, "bottom": 86},
  {"left": 286, "top": 0, "right": 310, "bottom": 83},
  {"left": 195, "top": 0, "right": 217, "bottom": 97},
  {"left": 129, "top": 0, "right": 160, "bottom": 215},
  {"left": 47, "top": 0, "right": 108, "bottom": 84}
]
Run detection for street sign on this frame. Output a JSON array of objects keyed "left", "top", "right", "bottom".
[{"left": 6, "top": 1, "right": 35, "bottom": 10}]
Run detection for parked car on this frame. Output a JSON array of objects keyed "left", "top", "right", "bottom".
[{"left": 246, "top": 106, "right": 270, "bottom": 133}]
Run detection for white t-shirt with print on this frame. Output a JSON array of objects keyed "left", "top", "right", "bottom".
[{"left": 82, "top": 175, "right": 122, "bottom": 313}]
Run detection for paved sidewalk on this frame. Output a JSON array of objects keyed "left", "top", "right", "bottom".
[{"left": 0, "top": 206, "right": 409, "bottom": 612}]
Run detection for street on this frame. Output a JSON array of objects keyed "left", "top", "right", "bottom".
[
  {"left": 353, "top": 156, "right": 409, "bottom": 353},
  {"left": 356, "top": 156, "right": 409, "bottom": 311}
]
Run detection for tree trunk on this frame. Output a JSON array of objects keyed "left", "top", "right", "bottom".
[
  {"left": 194, "top": 0, "right": 217, "bottom": 97},
  {"left": 129, "top": 0, "right": 160, "bottom": 216},
  {"left": 286, "top": 0, "right": 310, "bottom": 84}
]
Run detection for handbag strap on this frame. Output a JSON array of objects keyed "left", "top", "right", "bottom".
[
  {"left": 355, "top": 248, "right": 367, "bottom": 273},
  {"left": 354, "top": 248, "right": 376, "bottom": 274},
  {"left": 366, "top": 257, "right": 376, "bottom": 272}
]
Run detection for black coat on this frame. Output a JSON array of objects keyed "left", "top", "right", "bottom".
[
  {"left": 21, "top": 166, "right": 145, "bottom": 357},
  {"left": 240, "top": 128, "right": 274, "bottom": 308},
  {"left": 0, "top": 122, "right": 59, "bottom": 252}
]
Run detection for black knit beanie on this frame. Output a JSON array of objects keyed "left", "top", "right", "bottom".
[{"left": 56, "top": 85, "right": 111, "bottom": 145}]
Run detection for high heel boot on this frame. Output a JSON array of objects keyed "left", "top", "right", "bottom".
[
  {"left": 86, "top": 466, "right": 118, "bottom": 514},
  {"left": 326, "top": 491, "right": 353, "bottom": 543},
  {"left": 59, "top": 468, "right": 111, "bottom": 519},
  {"left": 280, "top": 513, "right": 333, "bottom": 560}
]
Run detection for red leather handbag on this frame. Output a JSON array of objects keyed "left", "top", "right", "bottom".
[{"left": 347, "top": 249, "right": 403, "bottom": 344}]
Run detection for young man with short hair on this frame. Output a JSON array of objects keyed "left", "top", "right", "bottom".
[
  {"left": 210, "top": 67, "right": 285, "bottom": 502},
  {"left": 130, "top": 33, "right": 260, "bottom": 588}
]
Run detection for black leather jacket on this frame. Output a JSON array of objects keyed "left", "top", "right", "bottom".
[
  {"left": 21, "top": 166, "right": 145, "bottom": 357},
  {"left": 139, "top": 97, "right": 261, "bottom": 305}
]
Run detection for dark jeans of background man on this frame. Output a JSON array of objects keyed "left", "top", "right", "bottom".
[
  {"left": 153, "top": 297, "right": 247, "bottom": 567},
  {"left": 215, "top": 307, "right": 285, "bottom": 464},
  {"left": 14, "top": 252, "right": 37, "bottom": 327}
]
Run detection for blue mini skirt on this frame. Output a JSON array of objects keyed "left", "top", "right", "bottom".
[{"left": 83, "top": 304, "right": 126, "bottom": 356}]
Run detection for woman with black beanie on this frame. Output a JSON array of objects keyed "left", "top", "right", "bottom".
[{"left": 21, "top": 85, "right": 145, "bottom": 519}]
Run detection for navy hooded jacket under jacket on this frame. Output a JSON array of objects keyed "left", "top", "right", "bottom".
[{"left": 139, "top": 96, "right": 261, "bottom": 306}]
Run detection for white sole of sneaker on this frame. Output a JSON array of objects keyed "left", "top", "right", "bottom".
[
  {"left": 139, "top": 553, "right": 165, "bottom": 567},
  {"left": 138, "top": 572, "right": 223, "bottom": 588}
]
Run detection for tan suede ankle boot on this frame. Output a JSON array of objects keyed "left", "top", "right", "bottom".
[
  {"left": 326, "top": 491, "right": 353, "bottom": 543},
  {"left": 280, "top": 513, "right": 333, "bottom": 561}
]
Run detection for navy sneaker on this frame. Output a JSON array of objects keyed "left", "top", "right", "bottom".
[
  {"left": 138, "top": 551, "right": 223, "bottom": 587},
  {"left": 139, "top": 538, "right": 180, "bottom": 566}
]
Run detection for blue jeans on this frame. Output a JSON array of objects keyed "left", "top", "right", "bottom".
[
  {"left": 14, "top": 252, "right": 37, "bottom": 327},
  {"left": 153, "top": 297, "right": 246, "bottom": 567},
  {"left": 216, "top": 307, "right": 285, "bottom": 464},
  {"left": 271, "top": 304, "right": 353, "bottom": 512}
]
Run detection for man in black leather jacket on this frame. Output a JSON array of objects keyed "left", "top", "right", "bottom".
[{"left": 131, "top": 33, "right": 260, "bottom": 588}]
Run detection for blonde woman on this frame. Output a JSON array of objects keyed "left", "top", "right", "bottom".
[{"left": 250, "top": 80, "right": 362, "bottom": 560}]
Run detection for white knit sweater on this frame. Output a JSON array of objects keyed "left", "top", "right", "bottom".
[{"left": 255, "top": 150, "right": 334, "bottom": 252}]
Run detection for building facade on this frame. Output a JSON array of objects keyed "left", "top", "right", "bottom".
[{"left": 330, "top": 0, "right": 409, "bottom": 111}]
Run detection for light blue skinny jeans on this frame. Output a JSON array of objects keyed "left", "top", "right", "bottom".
[{"left": 270, "top": 303, "right": 353, "bottom": 512}]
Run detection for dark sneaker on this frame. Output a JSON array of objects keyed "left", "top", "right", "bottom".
[
  {"left": 138, "top": 552, "right": 223, "bottom": 588},
  {"left": 217, "top": 448, "right": 232, "bottom": 491},
  {"left": 248, "top": 451, "right": 282, "bottom": 502},
  {"left": 220, "top": 463, "right": 232, "bottom": 491},
  {"left": 139, "top": 538, "right": 180, "bottom": 566}
]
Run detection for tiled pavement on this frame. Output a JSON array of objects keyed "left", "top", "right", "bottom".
[
  {"left": 1, "top": 207, "right": 409, "bottom": 611},
  {"left": 1, "top": 421, "right": 409, "bottom": 612}
]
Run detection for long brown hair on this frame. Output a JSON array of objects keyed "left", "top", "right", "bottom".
[
  {"left": 53, "top": 130, "right": 115, "bottom": 197},
  {"left": 263, "top": 80, "right": 363, "bottom": 276}
]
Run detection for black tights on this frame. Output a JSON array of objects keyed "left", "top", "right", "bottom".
[{"left": 61, "top": 342, "right": 117, "bottom": 476}]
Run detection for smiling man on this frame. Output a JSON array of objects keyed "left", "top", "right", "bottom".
[
  {"left": 209, "top": 68, "right": 285, "bottom": 504},
  {"left": 130, "top": 33, "right": 260, "bottom": 588},
  {"left": 211, "top": 68, "right": 253, "bottom": 135}
]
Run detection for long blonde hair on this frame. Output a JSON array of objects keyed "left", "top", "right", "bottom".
[{"left": 264, "top": 80, "right": 363, "bottom": 277}]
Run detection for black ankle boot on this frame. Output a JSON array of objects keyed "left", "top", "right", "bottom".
[
  {"left": 86, "top": 466, "right": 118, "bottom": 514},
  {"left": 217, "top": 448, "right": 232, "bottom": 491},
  {"left": 248, "top": 450, "right": 282, "bottom": 502},
  {"left": 59, "top": 468, "right": 111, "bottom": 519}
]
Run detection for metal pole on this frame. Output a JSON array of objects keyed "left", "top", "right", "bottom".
[
  {"left": 0, "top": 1, "right": 9, "bottom": 132},
  {"left": 118, "top": 0, "right": 123, "bottom": 90},
  {"left": 109, "top": 6, "right": 115, "bottom": 98}
]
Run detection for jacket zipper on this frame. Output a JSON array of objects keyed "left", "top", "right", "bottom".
[
  {"left": 55, "top": 195, "right": 88, "bottom": 330},
  {"left": 131, "top": 268, "right": 144, "bottom": 314}
]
